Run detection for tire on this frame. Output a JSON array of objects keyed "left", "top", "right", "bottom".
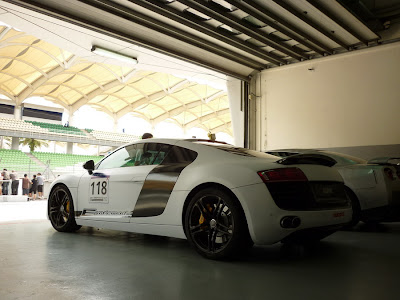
[
  {"left": 343, "top": 187, "right": 361, "bottom": 229},
  {"left": 184, "top": 187, "right": 251, "bottom": 260},
  {"left": 48, "top": 184, "right": 81, "bottom": 232}
]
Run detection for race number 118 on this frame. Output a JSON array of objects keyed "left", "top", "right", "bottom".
[{"left": 89, "top": 178, "right": 109, "bottom": 203}]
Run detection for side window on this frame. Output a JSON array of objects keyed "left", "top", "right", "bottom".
[
  {"left": 97, "top": 144, "right": 138, "bottom": 170},
  {"left": 135, "top": 143, "right": 172, "bottom": 166},
  {"left": 162, "top": 145, "right": 198, "bottom": 164}
]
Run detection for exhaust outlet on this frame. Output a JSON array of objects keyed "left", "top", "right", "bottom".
[{"left": 280, "top": 216, "right": 301, "bottom": 228}]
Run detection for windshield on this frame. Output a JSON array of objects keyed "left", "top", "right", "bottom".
[{"left": 323, "top": 151, "right": 367, "bottom": 165}]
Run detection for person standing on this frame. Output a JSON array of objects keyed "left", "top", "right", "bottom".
[
  {"left": 22, "top": 174, "right": 32, "bottom": 196},
  {"left": 0, "top": 171, "right": 3, "bottom": 195},
  {"left": 10, "top": 170, "right": 19, "bottom": 195},
  {"left": 1, "top": 169, "right": 10, "bottom": 195},
  {"left": 29, "top": 174, "right": 38, "bottom": 200},
  {"left": 37, "top": 173, "right": 44, "bottom": 199}
]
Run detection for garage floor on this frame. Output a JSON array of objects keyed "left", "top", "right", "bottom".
[{"left": 1, "top": 203, "right": 399, "bottom": 300}]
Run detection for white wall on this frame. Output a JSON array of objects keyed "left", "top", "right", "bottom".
[{"left": 259, "top": 42, "right": 400, "bottom": 150}]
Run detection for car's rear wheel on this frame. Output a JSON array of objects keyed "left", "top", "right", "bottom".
[
  {"left": 184, "top": 187, "right": 251, "bottom": 260},
  {"left": 48, "top": 185, "right": 81, "bottom": 232},
  {"left": 344, "top": 187, "right": 361, "bottom": 229}
]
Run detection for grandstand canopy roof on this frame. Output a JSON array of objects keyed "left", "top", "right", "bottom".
[{"left": 0, "top": 5, "right": 232, "bottom": 135}]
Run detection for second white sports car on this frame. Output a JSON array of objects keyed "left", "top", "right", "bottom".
[
  {"left": 267, "top": 149, "right": 400, "bottom": 226},
  {"left": 48, "top": 139, "right": 352, "bottom": 259}
]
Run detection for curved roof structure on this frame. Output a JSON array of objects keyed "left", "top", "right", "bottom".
[{"left": 0, "top": 24, "right": 232, "bottom": 135}]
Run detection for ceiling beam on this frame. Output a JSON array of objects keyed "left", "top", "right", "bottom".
[
  {"left": 223, "top": 0, "right": 326, "bottom": 56},
  {"left": 306, "top": 0, "right": 369, "bottom": 46},
  {"left": 272, "top": 0, "right": 350, "bottom": 50},
  {"left": 240, "top": 0, "right": 333, "bottom": 54},
  {"left": 135, "top": 0, "right": 282, "bottom": 65},
  {"left": 79, "top": 0, "right": 264, "bottom": 70},
  {"left": 180, "top": 0, "right": 305, "bottom": 60}
]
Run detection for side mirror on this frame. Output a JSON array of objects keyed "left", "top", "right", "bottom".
[{"left": 83, "top": 160, "right": 95, "bottom": 175}]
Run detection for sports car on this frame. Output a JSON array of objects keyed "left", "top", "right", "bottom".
[
  {"left": 48, "top": 139, "right": 352, "bottom": 259},
  {"left": 266, "top": 149, "right": 400, "bottom": 226}
]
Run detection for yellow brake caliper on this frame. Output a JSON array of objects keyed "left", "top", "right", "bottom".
[
  {"left": 199, "top": 204, "right": 213, "bottom": 225},
  {"left": 65, "top": 201, "right": 70, "bottom": 214}
]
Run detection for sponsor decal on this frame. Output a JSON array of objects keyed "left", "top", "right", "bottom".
[
  {"left": 91, "top": 172, "right": 110, "bottom": 179},
  {"left": 83, "top": 209, "right": 132, "bottom": 216}
]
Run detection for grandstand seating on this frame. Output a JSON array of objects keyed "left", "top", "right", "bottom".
[
  {"left": 32, "top": 152, "right": 102, "bottom": 168},
  {"left": 0, "top": 118, "right": 49, "bottom": 134},
  {"left": 0, "top": 149, "right": 42, "bottom": 172},
  {"left": 90, "top": 130, "right": 140, "bottom": 143},
  {"left": 26, "top": 121, "right": 86, "bottom": 136},
  {"left": 0, "top": 117, "right": 141, "bottom": 144},
  {"left": 89, "top": 130, "right": 140, "bottom": 143}
]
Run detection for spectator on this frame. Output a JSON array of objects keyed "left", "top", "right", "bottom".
[
  {"left": 37, "top": 173, "right": 44, "bottom": 199},
  {"left": 22, "top": 174, "right": 31, "bottom": 196},
  {"left": 141, "top": 133, "right": 153, "bottom": 139},
  {"left": 29, "top": 175, "right": 38, "bottom": 200},
  {"left": 10, "top": 170, "right": 19, "bottom": 195},
  {"left": 0, "top": 172, "right": 3, "bottom": 195},
  {"left": 134, "top": 133, "right": 153, "bottom": 165},
  {"left": 1, "top": 169, "right": 10, "bottom": 195}
]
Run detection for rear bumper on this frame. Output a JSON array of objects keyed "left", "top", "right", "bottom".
[{"left": 232, "top": 183, "right": 353, "bottom": 245}]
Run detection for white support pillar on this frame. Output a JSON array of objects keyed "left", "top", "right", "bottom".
[
  {"left": 249, "top": 72, "right": 261, "bottom": 151},
  {"left": 67, "top": 142, "right": 73, "bottom": 154},
  {"left": 227, "top": 77, "right": 244, "bottom": 147},
  {"left": 11, "top": 137, "right": 19, "bottom": 150},
  {"left": 66, "top": 106, "right": 76, "bottom": 127},
  {"left": 14, "top": 105, "right": 22, "bottom": 120},
  {"left": 113, "top": 113, "right": 118, "bottom": 132}
]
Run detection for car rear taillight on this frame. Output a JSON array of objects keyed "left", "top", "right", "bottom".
[
  {"left": 384, "top": 168, "right": 395, "bottom": 181},
  {"left": 257, "top": 168, "right": 308, "bottom": 183}
]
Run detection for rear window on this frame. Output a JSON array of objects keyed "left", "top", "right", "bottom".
[
  {"left": 196, "top": 142, "right": 274, "bottom": 159},
  {"left": 323, "top": 151, "right": 367, "bottom": 165}
]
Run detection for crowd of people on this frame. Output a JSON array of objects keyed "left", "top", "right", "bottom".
[{"left": 0, "top": 169, "right": 44, "bottom": 200}]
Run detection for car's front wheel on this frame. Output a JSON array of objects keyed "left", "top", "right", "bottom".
[
  {"left": 48, "top": 184, "right": 81, "bottom": 232},
  {"left": 184, "top": 187, "right": 251, "bottom": 260}
]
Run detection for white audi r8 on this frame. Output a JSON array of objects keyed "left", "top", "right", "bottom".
[
  {"left": 48, "top": 139, "right": 352, "bottom": 259},
  {"left": 266, "top": 149, "right": 400, "bottom": 227}
]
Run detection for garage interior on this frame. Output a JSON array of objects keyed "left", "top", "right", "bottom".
[{"left": 1, "top": 0, "right": 400, "bottom": 299}]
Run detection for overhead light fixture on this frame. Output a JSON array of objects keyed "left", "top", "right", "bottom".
[{"left": 91, "top": 46, "right": 138, "bottom": 65}]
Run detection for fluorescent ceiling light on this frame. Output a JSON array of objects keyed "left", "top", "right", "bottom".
[{"left": 91, "top": 46, "right": 138, "bottom": 65}]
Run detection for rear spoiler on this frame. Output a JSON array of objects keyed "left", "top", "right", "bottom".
[
  {"left": 277, "top": 153, "right": 336, "bottom": 167},
  {"left": 367, "top": 157, "right": 400, "bottom": 165}
]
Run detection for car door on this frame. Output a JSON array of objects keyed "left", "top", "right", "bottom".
[{"left": 77, "top": 143, "right": 158, "bottom": 222}]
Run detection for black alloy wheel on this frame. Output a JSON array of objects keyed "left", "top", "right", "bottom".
[
  {"left": 48, "top": 185, "right": 81, "bottom": 232},
  {"left": 184, "top": 188, "right": 251, "bottom": 259}
]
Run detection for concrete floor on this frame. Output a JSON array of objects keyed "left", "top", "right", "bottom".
[{"left": 1, "top": 209, "right": 400, "bottom": 300}]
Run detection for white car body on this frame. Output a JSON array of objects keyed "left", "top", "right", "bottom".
[
  {"left": 48, "top": 139, "right": 352, "bottom": 258},
  {"left": 267, "top": 149, "right": 400, "bottom": 223}
]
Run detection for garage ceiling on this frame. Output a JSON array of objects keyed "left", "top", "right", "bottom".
[{"left": 2, "top": 0, "right": 400, "bottom": 81}]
